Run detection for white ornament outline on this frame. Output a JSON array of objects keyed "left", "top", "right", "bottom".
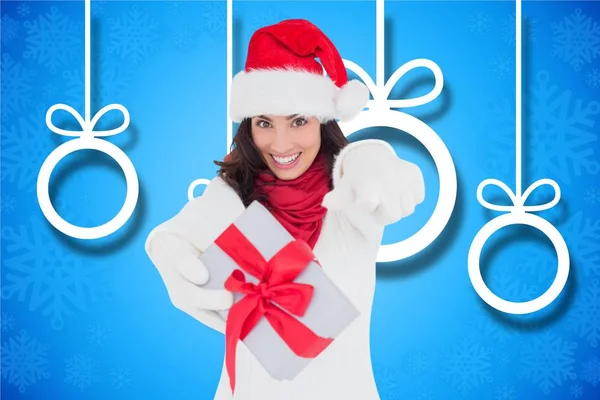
[
  {"left": 467, "top": 0, "right": 570, "bottom": 314},
  {"left": 37, "top": 0, "right": 139, "bottom": 240},
  {"left": 188, "top": 0, "right": 457, "bottom": 264}
]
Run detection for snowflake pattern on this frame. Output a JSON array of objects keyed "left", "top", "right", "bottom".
[
  {"left": 374, "top": 366, "right": 401, "bottom": 400},
  {"left": 585, "top": 186, "right": 600, "bottom": 206},
  {"left": 1, "top": 194, "right": 17, "bottom": 215},
  {"left": 2, "top": 215, "right": 111, "bottom": 330},
  {"left": 552, "top": 8, "right": 600, "bottom": 71},
  {"left": 17, "top": 3, "right": 31, "bottom": 18},
  {"left": 468, "top": 12, "right": 491, "bottom": 35},
  {"left": 1, "top": 329, "right": 50, "bottom": 393},
  {"left": 1, "top": 53, "right": 35, "bottom": 122},
  {"left": 87, "top": 322, "right": 112, "bottom": 347},
  {"left": 23, "top": 6, "right": 83, "bottom": 74},
  {"left": 1, "top": 15, "right": 20, "bottom": 45},
  {"left": 165, "top": 0, "right": 185, "bottom": 16},
  {"left": 200, "top": 1, "right": 225, "bottom": 40},
  {"left": 518, "top": 331, "right": 577, "bottom": 395},
  {"left": 441, "top": 337, "right": 493, "bottom": 396},
  {"left": 582, "top": 356, "right": 600, "bottom": 387},
  {"left": 490, "top": 55, "right": 512, "bottom": 79},
  {"left": 482, "top": 71, "right": 600, "bottom": 186},
  {"left": 174, "top": 25, "right": 200, "bottom": 52},
  {"left": 64, "top": 352, "right": 100, "bottom": 391},
  {"left": 1, "top": 110, "right": 53, "bottom": 192},
  {"left": 570, "top": 383, "right": 584, "bottom": 398},
  {"left": 92, "top": 0, "right": 107, "bottom": 17},
  {"left": 494, "top": 384, "right": 516, "bottom": 400},
  {"left": 562, "top": 211, "right": 600, "bottom": 278},
  {"left": 569, "top": 279, "right": 600, "bottom": 348},
  {"left": 587, "top": 69, "right": 600, "bottom": 89},
  {"left": 501, "top": 13, "right": 537, "bottom": 46},
  {"left": 413, "top": 386, "right": 435, "bottom": 400},
  {"left": 1, "top": 312, "right": 16, "bottom": 332},
  {"left": 403, "top": 351, "right": 428, "bottom": 375},
  {"left": 108, "top": 5, "right": 161, "bottom": 65},
  {"left": 110, "top": 365, "right": 132, "bottom": 388}
]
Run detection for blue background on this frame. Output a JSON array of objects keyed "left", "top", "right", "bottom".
[{"left": 1, "top": 0, "right": 600, "bottom": 399}]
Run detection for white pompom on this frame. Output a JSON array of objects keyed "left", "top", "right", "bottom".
[{"left": 335, "top": 80, "right": 370, "bottom": 122}]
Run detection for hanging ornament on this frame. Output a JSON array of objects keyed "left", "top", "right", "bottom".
[
  {"left": 37, "top": 0, "right": 139, "bottom": 240},
  {"left": 467, "top": 0, "right": 570, "bottom": 314}
]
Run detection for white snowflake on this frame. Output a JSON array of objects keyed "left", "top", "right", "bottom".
[
  {"left": 403, "top": 351, "right": 427, "bottom": 375},
  {"left": 490, "top": 55, "right": 512, "bottom": 79},
  {"left": 582, "top": 356, "right": 600, "bottom": 387},
  {"left": 374, "top": 366, "right": 401, "bottom": 400},
  {"left": 200, "top": 1, "right": 225, "bottom": 40},
  {"left": 1, "top": 194, "right": 17, "bottom": 214},
  {"left": 174, "top": 25, "right": 200, "bottom": 52},
  {"left": 17, "top": 3, "right": 31, "bottom": 18},
  {"left": 468, "top": 12, "right": 491, "bottom": 35},
  {"left": 494, "top": 384, "right": 516, "bottom": 400},
  {"left": 570, "top": 383, "right": 584, "bottom": 398},
  {"left": 2, "top": 215, "right": 111, "bottom": 330},
  {"left": 110, "top": 365, "right": 132, "bottom": 388},
  {"left": 1, "top": 312, "right": 15, "bottom": 332},
  {"left": 108, "top": 5, "right": 161, "bottom": 65},
  {"left": 585, "top": 186, "right": 600, "bottom": 205},
  {"left": 1, "top": 329, "right": 50, "bottom": 393},
  {"left": 518, "top": 331, "right": 577, "bottom": 395},
  {"left": 1, "top": 15, "right": 20, "bottom": 45},
  {"left": 87, "top": 322, "right": 112, "bottom": 347},
  {"left": 569, "top": 279, "right": 600, "bottom": 348},
  {"left": 501, "top": 13, "right": 537, "bottom": 46},
  {"left": 441, "top": 337, "right": 493, "bottom": 396},
  {"left": 64, "top": 352, "right": 99, "bottom": 391},
  {"left": 552, "top": 8, "right": 600, "bottom": 71},
  {"left": 1, "top": 53, "right": 35, "bottom": 122},
  {"left": 499, "top": 352, "right": 512, "bottom": 367},
  {"left": 23, "top": 6, "right": 83, "bottom": 74},
  {"left": 483, "top": 71, "right": 600, "bottom": 186},
  {"left": 587, "top": 69, "right": 600, "bottom": 89}
]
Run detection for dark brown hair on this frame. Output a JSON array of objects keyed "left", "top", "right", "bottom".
[{"left": 214, "top": 118, "right": 350, "bottom": 207}]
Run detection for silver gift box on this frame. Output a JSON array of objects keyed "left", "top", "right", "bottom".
[{"left": 200, "top": 200, "right": 360, "bottom": 381}]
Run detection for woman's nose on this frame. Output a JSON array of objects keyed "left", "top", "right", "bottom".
[{"left": 271, "top": 128, "right": 294, "bottom": 153}]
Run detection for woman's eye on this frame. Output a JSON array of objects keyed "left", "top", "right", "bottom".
[
  {"left": 257, "top": 121, "right": 271, "bottom": 128},
  {"left": 293, "top": 118, "right": 307, "bottom": 127}
]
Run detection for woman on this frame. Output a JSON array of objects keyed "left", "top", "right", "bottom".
[{"left": 145, "top": 19, "right": 425, "bottom": 400}]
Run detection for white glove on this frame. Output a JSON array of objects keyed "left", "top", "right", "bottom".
[
  {"left": 148, "top": 232, "right": 234, "bottom": 333},
  {"left": 322, "top": 139, "right": 425, "bottom": 226}
]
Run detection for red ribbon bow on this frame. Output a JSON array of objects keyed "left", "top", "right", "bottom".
[{"left": 214, "top": 224, "right": 334, "bottom": 393}]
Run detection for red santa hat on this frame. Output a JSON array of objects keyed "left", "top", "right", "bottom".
[{"left": 230, "top": 19, "right": 370, "bottom": 123}]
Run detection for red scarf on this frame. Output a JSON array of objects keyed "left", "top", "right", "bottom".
[{"left": 255, "top": 155, "right": 330, "bottom": 248}]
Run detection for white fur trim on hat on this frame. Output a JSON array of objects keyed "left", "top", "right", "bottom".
[{"left": 229, "top": 68, "right": 369, "bottom": 123}]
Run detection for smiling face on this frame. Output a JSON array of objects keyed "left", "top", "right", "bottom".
[{"left": 250, "top": 114, "right": 322, "bottom": 180}]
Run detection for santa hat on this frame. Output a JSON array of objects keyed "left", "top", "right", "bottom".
[{"left": 230, "top": 19, "right": 370, "bottom": 123}]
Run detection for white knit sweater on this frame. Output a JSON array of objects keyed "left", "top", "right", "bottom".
[{"left": 145, "top": 139, "right": 421, "bottom": 400}]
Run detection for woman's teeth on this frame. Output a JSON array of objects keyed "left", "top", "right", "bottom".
[{"left": 272, "top": 152, "right": 301, "bottom": 165}]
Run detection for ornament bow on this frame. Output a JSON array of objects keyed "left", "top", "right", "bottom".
[
  {"left": 46, "top": 102, "right": 130, "bottom": 139},
  {"left": 214, "top": 224, "right": 333, "bottom": 394},
  {"left": 476, "top": 178, "right": 561, "bottom": 214}
]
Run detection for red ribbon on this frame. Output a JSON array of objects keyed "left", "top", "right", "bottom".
[{"left": 215, "top": 224, "right": 334, "bottom": 393}]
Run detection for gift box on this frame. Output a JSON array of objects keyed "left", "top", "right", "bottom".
[{"left": 200, "top": 200, "right": 360, "bottom": 391}]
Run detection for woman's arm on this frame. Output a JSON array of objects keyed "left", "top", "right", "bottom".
[
  {"left": 322, "top": 139, "right": 425, "bottom": 241},
  {"left": 145, "top": 176, "right": 246, "bottom": 333}
]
